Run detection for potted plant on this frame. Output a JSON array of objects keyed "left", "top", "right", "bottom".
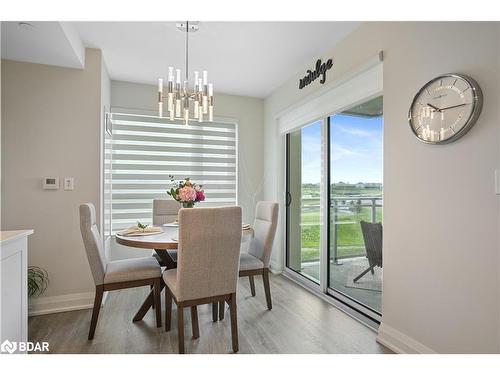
[{"left": 27, "top": 266, "right": 49, "bottom": 298}]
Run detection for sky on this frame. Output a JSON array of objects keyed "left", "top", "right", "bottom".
[{"left": 300, "top": 114, "right": 383, "bottom": 184}]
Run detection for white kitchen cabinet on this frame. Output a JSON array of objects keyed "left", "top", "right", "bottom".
[{"left": 0, "top": 230, "right": 33, "bottom": 354}]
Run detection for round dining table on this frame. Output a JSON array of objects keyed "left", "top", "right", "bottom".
[
  {"left": 116, "top": 226, "right": 180, "bottom": 269},
  {"left": 115, "top": 225, "right": 253, "bottom": 323}
]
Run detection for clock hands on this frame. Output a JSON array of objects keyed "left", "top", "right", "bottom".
[
  {"left": 426, "top": 102, "right": 470, "bottom": 112},
  {"left": 439, "top": 103, "right": 470, "bottom": 111},
  {"left": 426, "top": 103, "right": 441, "bottom": 112}
]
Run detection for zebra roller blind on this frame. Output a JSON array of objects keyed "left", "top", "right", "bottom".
[{"left": 105, "top": 113, "right": 238, "bottom": 235}]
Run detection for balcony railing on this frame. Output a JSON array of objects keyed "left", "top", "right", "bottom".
[{"left": 300, "top": 196, "right": 383, "bottom": 263}]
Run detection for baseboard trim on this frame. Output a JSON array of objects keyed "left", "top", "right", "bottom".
[
  {"left": 28, "top": 290, "right": 107, "bottom": 317},
  {"left": 377, "top": 322, "right": 436, "bottom": 354},
  {"left": 269, "top": 262, "right": 283, "bottom": 274}
]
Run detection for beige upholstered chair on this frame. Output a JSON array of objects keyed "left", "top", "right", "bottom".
[
  {"left": 239, "top": 201, "right": 279, "bottom": 310},
  {"left": 79, "top": 203, "right": 162, "bottom": 340},
  {"left": 151, "top": 198, "right": 180, "bottom": 268},
  {"left": 163, "top": 206, "right": 242, "bottom": 353}
]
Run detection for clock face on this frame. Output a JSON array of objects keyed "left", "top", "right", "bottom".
[{"left": 408, "top": 74, "right": 483, "bottom": 144}]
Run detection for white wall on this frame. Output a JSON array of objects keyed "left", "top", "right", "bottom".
[
  {"left": 100, "top": 60, "right": 111, "bottom": 259},
  {"left": 109, "top": 81, "right": 264, "bottom": 259},
  {"left": 1, "top": 49, "right": 109, "bottom": 314},
  {"left": 264, "top": 22, "right": 500, "bottom": 353}
]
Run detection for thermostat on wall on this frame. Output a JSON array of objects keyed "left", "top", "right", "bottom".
[{"left": 43, "top": 177, "right": 59, "bottom": 190}]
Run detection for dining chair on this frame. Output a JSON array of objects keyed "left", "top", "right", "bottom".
[
  {"left": 79, "top": 203, "right": 162, "bottom": 340},
  {"left": 151, "top": 198, "right": 180, "bottom": 268},
  {"left": 163, "top": 206, "right": 242, "bottom": 353},
  {"left": 237, "top": 201, "right": 279, "bottom": 310}
]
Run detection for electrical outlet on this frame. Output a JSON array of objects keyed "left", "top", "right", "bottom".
[{"left": 63, "top": 177, "right": 74, "bottom": 191}]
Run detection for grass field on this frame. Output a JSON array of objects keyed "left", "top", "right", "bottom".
[
  {"left": 299, "top": 203, "right": 382, "bottom": 263},
  {"left": 291, "top": 184, "right": 383, "bottom": 263}
]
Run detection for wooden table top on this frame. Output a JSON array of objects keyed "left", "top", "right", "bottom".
[{"left": 115, "top": 225, "right": 253, "bottom": 250}]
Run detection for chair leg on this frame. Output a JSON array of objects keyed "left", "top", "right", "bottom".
[
  {"left": 177, "top": 305, "right": 185, "bottom": 354},
  {"left": 353, "top": 265, "right": 375, "bottom": 283},
  {"left": 262, "top": 268, "right": 272, "bottom": 310},
  {"left": 249, "top": 275, "right": 256, "bottom": 297},
  {"left": 153, "top": 279, "right": 161, "bottom": 328},
  {"left": 190, "top": 306, "right": 200, "bottom": 339},
  {"left": 165, "top": 287, "right": 172, "bottom": 332},
  {"left": 218, "top": 300, "right": 225, "bottom": 320},
  {"left": 212, "top": 302, "right": 218, "bottom": 322},
  {"left": 150, "top": 285, "right": 155, "bottom": 309},
  {"left": 88, "top": 285, "right": 104, "bottom": 340},
  {"left": 229, "top": 293, "right": 239, "bottom": 353}
]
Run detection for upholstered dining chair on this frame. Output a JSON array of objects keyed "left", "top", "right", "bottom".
[
  {"left": 151, "top": 198, "right": 180, "bottom": 268},
  {"left": 79, "top": 203, "right": 162, "bottom": 340},
  {"left": 163, "top": 206, "right": 242, "bottom": 354},
  {"left": 237, "top": 201, "right": 279, "bottom": 310},
  {"left": 214, "top": 201, "right": 279, "bottom": 321}
]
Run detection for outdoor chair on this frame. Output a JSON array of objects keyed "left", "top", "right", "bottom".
[{"left": 353, "top": 220, "right": 382, "bottom": 283}]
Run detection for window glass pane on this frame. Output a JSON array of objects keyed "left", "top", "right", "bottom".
[
  {"left": 286, "top": 120, "right": 322, "bottom": 283},
  {"left": 329, "top": 96, "right": 383, "bottom": 313}
]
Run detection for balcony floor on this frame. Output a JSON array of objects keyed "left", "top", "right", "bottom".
[{"left": 301, "top": 257, "right": 382, "bottom": 313}]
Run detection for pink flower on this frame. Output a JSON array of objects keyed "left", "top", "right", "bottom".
[
  {"left": 196, "top": 190, "right": 205, "bottom": 202},
  {"left": 177, "top": 186, "right": 197, "bottom": 202}
]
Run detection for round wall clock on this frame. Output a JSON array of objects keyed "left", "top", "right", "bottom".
[{"left": 408, "top": 73, "right": 483, "bottom": 144}]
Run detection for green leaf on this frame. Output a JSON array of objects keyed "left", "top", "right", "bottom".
[
  {"left": 137, "top": 221, "right": 148, "bottom": 230},
  {"left": 27, "top": 266, "right": 49, "bottom": 298}
]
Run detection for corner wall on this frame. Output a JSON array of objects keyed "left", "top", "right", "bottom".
[
  {"left": 1, "top": 49, "right": 108, "bottom": 314},
  {"left": 264, "top": 22, "right": 500, "bottom": 353}
]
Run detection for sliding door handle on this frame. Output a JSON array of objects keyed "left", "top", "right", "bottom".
[{"left": 286, "top": 192, "right": 292, "bottom": 207}]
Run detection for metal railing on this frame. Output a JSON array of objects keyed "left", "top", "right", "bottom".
[
  {"left": 331, "top": 196, "right": 382, "bottom": 262},
  {"left": 300, "top": 196, "right": 383, "bottom": 263}
]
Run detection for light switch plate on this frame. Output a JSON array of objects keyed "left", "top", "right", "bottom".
[{"left": 63, "top": 177, "right": 74, "bottom": 191}]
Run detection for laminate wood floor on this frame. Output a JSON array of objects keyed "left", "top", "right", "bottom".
[{"left": 28, "top": 274, "right": 391, "bottom": 354}]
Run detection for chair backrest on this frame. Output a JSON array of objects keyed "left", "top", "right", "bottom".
[
  {"left": 248, "top": 201, "right": 279, "bottom": 267},
  {"left": 360, "top": 221, "right": 383, "bottom": 267},
  {"left": 153, "top": 199, "right": 180, "bottom": 226},
  {"left": 79, "top": 203, "right": 107, "bottom": 285},
  {"left": 176, "top": 206, "right": 242, "bottom": 301}
]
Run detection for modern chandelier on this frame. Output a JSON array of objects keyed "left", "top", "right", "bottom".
[{"left": 158, "top": 21, "right": 214, "bottom": 125}]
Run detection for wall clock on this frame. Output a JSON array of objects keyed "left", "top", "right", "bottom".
[{"left": 408, "top": 73, "right": 483, "bottom": 144}]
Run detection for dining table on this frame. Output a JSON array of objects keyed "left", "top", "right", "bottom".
[{"left": 115, "top": 224, "right": 253, "bottom": 323}]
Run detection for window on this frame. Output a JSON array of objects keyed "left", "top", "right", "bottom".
[{"left": 104, "top": 113, "right": 237, "bottom": 235}]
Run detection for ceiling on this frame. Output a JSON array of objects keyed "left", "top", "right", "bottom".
[
  {"left": 1, "top": 21, "right": 361, "bottom": 98},
  {"left": 1, "top": 22, "right": 85, "bottom": 69}
]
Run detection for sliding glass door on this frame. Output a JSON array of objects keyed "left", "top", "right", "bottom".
[
  {"left": 285, "top": 96, "right": 383, "bottom": 320},
  {"left": 286, "top": 120, "right": 323, "bottom": 283},
  {"left": 328, "top": 97, "right": 383, "bottom": 315}
]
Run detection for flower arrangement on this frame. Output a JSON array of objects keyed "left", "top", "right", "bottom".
[{"left": 167, "top": 175, "right": 205, "bottom": 208}]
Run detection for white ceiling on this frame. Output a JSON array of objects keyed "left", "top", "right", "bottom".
[
  {"left": 1, "top": 22, "right": 85, "bottom": 69},
  {"left": 2, "top": 21, "right": 361, "bottom": 98}
]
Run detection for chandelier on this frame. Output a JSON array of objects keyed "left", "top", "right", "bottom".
[{"left": 158, "top": 21, "right": 214, "bottom": 125}]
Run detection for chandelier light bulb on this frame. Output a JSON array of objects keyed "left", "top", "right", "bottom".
[{"left": 157, "top": 22, "right": 214, "bottom": 124}]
